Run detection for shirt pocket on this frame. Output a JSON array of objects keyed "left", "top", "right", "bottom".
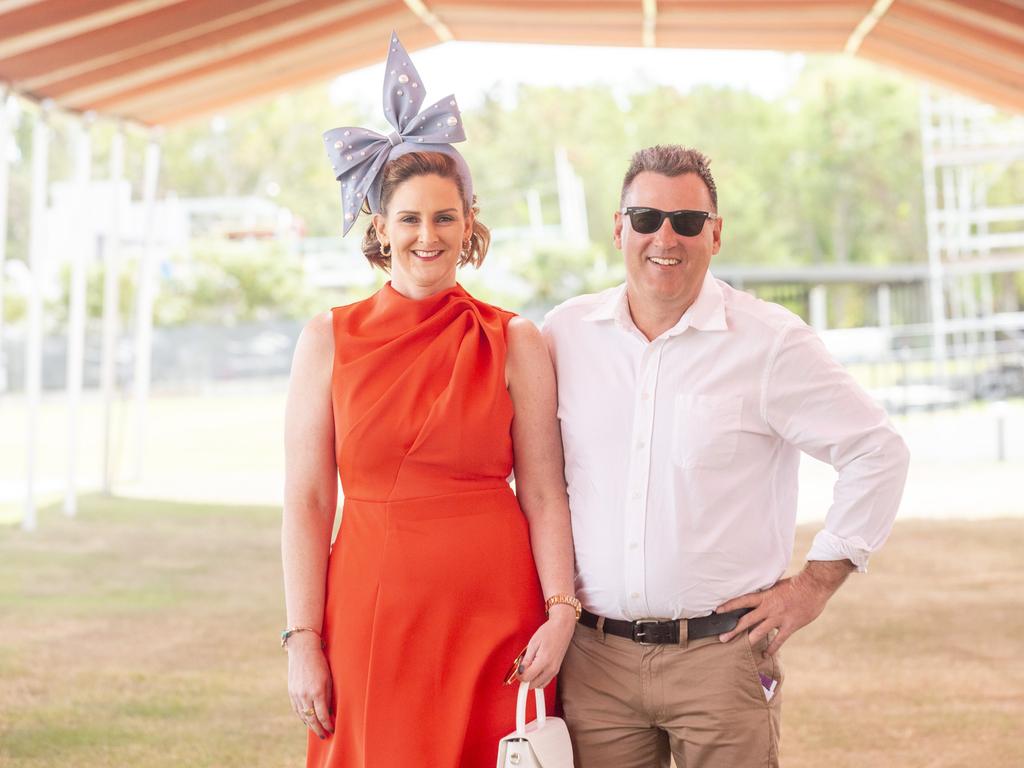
[{"left": 672, "top": 394, "right": 743, "bottom": 469}]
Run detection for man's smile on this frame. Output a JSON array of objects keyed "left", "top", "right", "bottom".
[{"left": 648, "top": 256, "right": 681, "bottom": 267}]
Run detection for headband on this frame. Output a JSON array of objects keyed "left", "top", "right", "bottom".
[{"left": 323, "top": 32, "right": 473, "bottom": 236}]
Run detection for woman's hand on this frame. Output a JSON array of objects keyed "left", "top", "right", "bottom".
[
  {"left": 517, "top": 607, "right": 577, "bottom": 689},
  {"left": 287, "top": 633, "right": 335, "bottom": 739}
]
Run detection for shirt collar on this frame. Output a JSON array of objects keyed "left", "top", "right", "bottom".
[
  {"left": 679, "top": 270, "right": 728, "bottom": 334},
  {"left": 582, "top": 283, "right": 629, "bottom": 325},
  {"left": 582, "top": 271, "right": 728, "bottom": 336}
]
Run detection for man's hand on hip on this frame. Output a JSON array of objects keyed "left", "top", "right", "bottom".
[{"left": 715, "top": 559, "right": 856, "bottom": 657}]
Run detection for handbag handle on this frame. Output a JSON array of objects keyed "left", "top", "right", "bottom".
[{"left": 515, "top": 681, "right": 546, "bottom": 736}]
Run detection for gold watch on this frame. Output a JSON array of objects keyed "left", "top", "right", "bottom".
[{"left": 544, "top": 594, "right": 582, "bottom": 621}]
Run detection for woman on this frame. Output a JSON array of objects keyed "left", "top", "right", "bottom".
[{"left": 280, "top": 34, "right": 578, "bottom": 767}]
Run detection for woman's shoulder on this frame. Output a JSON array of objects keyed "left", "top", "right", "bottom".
[
  {"left": 504, "top": 315, "right": 554, "bottom": 395},
  {"left": 506, "top": 314, "right": 540, "bottom": 338},
  {"left": 505, "top": 316, "right": 547, "bottom": 361},
  {"left": 294, "top": 311, "right": 336, "bottom": 360},
  {"left": 303, "top": 310, "right": 335, "bottom": 339}
]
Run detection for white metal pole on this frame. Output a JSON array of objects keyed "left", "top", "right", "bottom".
[
  {"left": 0, "top": 87, "right": 10, "bottom": 394},
  {"left": 101, "top": 125, "right": 125, "bottom": 495},
  {"left": 974, "top": 176, "right": 997, "bottom": 358},
  {"left": 526, "top": 189, "right": 543, "bottom": 237},
  {"left": 941, "top": 130, "right": 960, "bottom": 363},
  {"left": 979, "top": 272, "right": 996, "bottom": 357},
  {"left": 809, "top": 284, "right": 828, "bottom": 331},
  {"left": 919, "top": 89, "right": 947, "bottom": 363},
  {"left": 955, "top": 159, "right": 975, "bottom": 358},
  {"left": 554, "top": 147, "right": 589, "bottom": 248},
  {"left": 130, "top": 132, "right": 161, "bottom": 482},
  {"left": 877, "top": 283, "right": 891, "bottom": 330},
  {"left": 64, "top": 116, "right": 93, "bottom": 517},
  {"left": 24, "top": 103, "right": 51, "bottom": 532}
]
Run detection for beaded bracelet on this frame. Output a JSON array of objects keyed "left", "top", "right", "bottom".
[{"left": 280, "top": 626, "right": 325, "bottom": 650}]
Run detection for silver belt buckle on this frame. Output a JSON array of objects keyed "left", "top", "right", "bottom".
[{"left": 633, "top": 619, "right": 660, "bottom": 646}]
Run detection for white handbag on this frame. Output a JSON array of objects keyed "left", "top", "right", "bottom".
[{"left": 495, "top": 682, "right": 574, "bottom": 768}]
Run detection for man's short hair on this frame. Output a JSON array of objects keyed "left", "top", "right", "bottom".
[{"left": 619, "top": 145, "right": 718, "bottom": 211}]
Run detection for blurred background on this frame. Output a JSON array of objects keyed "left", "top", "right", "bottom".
[{"left": 0, "top": 2, "right": 1022, "bottom": 767}]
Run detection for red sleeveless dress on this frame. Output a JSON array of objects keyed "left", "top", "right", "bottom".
[{"left": 306, "top": 282, "right": 553, "bottom": 768}]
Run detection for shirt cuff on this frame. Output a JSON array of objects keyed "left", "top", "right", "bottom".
[{"left": 806, "top": 529, "right": 871, "bottom": 573}]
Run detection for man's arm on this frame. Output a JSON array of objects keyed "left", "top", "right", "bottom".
[{"left": 719, "top": 321, "right": 910, "bottom": 656}]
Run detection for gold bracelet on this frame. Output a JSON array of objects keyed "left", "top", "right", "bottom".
[
  {"left": 544, "top": 594, "right": 582, "bottom": 621},
  {"left": 280, "top": 626, "right": 324, "bottom": 650}
]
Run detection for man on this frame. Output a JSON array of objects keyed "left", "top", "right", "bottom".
[{"left": 543, "top": 145, "right": 910, "bottom": 768}]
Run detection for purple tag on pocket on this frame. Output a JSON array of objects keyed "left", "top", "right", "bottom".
[{"left": 759, "top": 673, "right": 777, "bottom": 701}]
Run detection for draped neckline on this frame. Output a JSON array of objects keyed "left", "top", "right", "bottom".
[{"left": 350, "top": 280, "right": 471, "bottom": 335}]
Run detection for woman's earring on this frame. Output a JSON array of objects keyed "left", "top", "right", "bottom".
[
  {"left": 459, "top": 240, "right": 470, "bottom": 260},
  {"left": 380, "top": 241, "right": 392, "bottom": 257}
]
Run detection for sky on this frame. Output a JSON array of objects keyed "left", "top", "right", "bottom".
[{"left": 329, "top": 41, "right": 806, "bottom": 112}]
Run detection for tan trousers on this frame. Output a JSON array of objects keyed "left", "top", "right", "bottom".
[{"left": 559, "top": 621, "right": 783, "bottom": 768}]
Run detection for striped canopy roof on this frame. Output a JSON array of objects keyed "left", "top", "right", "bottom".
[{"left": 0, "top": 0, "right": 1020, "bottom": 125}]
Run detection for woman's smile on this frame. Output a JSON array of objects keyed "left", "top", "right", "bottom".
[{"left": 411, "top": 248, "right": 444, "bottom": 261}]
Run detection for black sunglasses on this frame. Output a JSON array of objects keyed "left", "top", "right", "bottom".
[{"left": 621, "top": 207, "right": 720, "bottom": 237}]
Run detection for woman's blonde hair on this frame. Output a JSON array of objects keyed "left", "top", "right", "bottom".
[{"left": 361, "top": 151, "right": 490, "bottom": 271}]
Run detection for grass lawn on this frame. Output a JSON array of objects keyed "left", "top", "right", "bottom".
[{"left": 1, "top": 496, "right": 1022, "bottom": 767}]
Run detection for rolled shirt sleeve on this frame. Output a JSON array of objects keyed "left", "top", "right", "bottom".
[{"left": 763, "top": 322, "right": 911, "bottom": 572}]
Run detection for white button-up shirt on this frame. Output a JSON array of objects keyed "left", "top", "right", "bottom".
[{"left": 542, "top": 272, "right": 910, "bottom": 621}]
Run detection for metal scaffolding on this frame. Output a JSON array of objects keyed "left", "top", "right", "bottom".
[{"left": 920, "top": 88, "right": 1024, "bottom": 363}]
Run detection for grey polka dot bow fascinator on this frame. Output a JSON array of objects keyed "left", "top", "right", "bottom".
[{"left": 323, "top": 32, "right": 472, "bottom": 236}]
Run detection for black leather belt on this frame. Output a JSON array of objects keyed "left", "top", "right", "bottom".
[{"left": 579, "top": 607, "right": 753, "bottom": 645}]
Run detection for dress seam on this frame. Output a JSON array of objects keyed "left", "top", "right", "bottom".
[{"left": 343, "top": 484, "right": 511, "bottom": 505}]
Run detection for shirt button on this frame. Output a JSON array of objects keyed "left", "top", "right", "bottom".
[
  {"left": 637, "top": 441, "right": 646, "bottom": 450},
  {"left": 632, "top": 491, "right": 641, "bottom": 500},
  {"left": 629, "top": 542, "right": 639, "bottom": 549},
  {"left": 641, "top": 392, "right": 650, "bottom": 400},
  {"left": 630, "top": 592, "right": 640, "bottom": 599}
]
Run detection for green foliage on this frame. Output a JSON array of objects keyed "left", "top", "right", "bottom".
[
  {"left": 155, "top": 241, "right": 324, "bottom": 326},
  {"left": 5, "top": 54, "right": 1007, "bottom": 328},
  {"left": 148, "top": 59, "right": 930, "bottom": 323},
  {"left": 463, "top": 239, "right": 623, "bottom": 319},
  {"left": 159, "top": 82, "right": 372, "bottom": 239},
  {"left": 48, "top": 258, "right": 137, "bottom": 331},
  {"left": 515, "top": 242, "right": 623, "bottom": 305},
  {"left": 466, "top": 85, "right": 631, "bottom": 250},
  {"left": 784, "top": 57, "right": 925, "bottom": 266},
  {"left": 2, "top": 290, "right": 25, "bottom": 325},
  {"left": 460, "top": 56, "right": 926, "bottom": 275},
  {"left": 42, "top": 241, "right": 324, "bottom": 329}
]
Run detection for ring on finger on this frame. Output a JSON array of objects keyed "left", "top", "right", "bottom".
[{"left": 302, "top": 707, "right": 315, "bottom": 717}]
